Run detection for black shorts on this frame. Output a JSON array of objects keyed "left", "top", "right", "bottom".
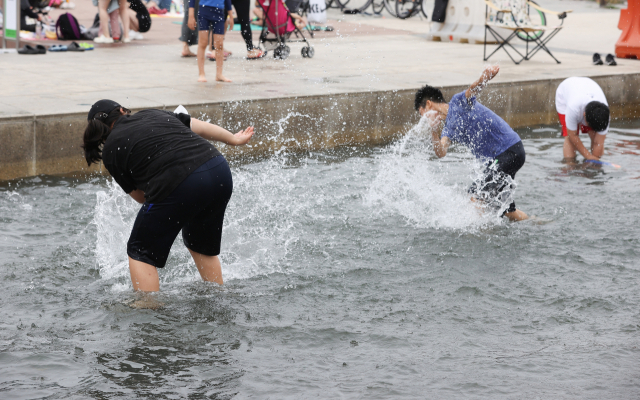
[
  {"left": 127, "top": 156, "right": 233, "bottom": 268},
  {"left": 468, "top": 141, "right": 525, "bottom": 214}
]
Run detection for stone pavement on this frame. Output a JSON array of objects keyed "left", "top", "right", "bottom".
[{"left": 0, "top": 0, "right": 636, "bottom": 117}]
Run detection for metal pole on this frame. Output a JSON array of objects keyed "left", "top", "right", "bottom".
[
  {"left": 16, "top": 0, "right": 20, "bottom": 49},
  {"left": 3, "top": 0, "right": 7, "bottom": 48}
]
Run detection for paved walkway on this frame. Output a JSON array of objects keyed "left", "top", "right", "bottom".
[{"left": 0, "top": 0, "right": 636, "bottom": 117}]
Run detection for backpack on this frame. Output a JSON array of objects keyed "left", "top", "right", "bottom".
[{"left": 56, "top": 13, "right": 81, "bottom": 40}]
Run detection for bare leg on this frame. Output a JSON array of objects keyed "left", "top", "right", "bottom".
[
  {"left": 98, "top": 0, "right": 112, "bottom": 38},
  {"left": 188, "top": 249, "right": 224, "bottom": 285},
  {"left": 129, "top": 9, "right": 139, "bottom": 31},
  {"left": 182, "top": 42, "right": 196, "bottom": 56},
  {"left": 129, "top": 257, "right": 160, "bottom": 292},
  {"left": 563, "top": 136, "right": 578, "bottom": 159},
  {"left": 213, "top": 34, "right": 231, "bottom": 82},
  {"left": 504, "top": 209, "right": 529, "bottom": 221},
  {"left": 119, "top": 0, "right": 131, "bottom": 41},
  {"left": 197, "top": 30, "right": 209, "bottom": 82}
]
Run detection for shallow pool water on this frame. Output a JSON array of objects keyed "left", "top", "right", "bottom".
[{"left": 2, "top": 119, "right": 640, "bottom": 399}]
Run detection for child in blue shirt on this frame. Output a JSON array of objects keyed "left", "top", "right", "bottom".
[
  {"left": 188, "top": 0, "right": 233, "bottom": 82},
  {"left": 414, "top": 65, "right": 529, "bottom": 221}
]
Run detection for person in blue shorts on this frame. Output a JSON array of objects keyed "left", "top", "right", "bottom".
[
  {"left": 414, "top": 65, "right": 529, "bottom": 221},
  {"left": 82, "top": 100, "right": 254, "bottom": 292},
  {"left": 188, "top": 0, "right": 233, "bottom": 82}
]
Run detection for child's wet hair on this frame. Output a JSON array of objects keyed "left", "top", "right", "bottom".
[
  {"left": 414, "top": 85, "right": 446, "bottom": 111},
  {"left": 585, "top": 101, "right": 610, "bottom": 132}
]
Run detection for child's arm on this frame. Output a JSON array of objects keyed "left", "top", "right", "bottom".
[
  {"left": 188, "top": 7, "right": 196, "bottom": 30},
  {"left": 191, "top": 118, "right": 255, "bottom": 145},
  {"left": 465, "top": 65, "right": 500, "bottom": 99},
  {"left": 225, "top": 0, "right": 234, "bottom": 31},
  {"left": 426, "top": 112, "right": 450, "bottom": 158}
]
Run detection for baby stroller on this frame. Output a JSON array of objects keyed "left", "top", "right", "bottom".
[{"left": 256, "top": 0, "right": 314, "bottom": 59}]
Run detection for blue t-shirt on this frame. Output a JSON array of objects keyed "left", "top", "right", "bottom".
[
  {"left": 190, "top": 0, "right": 230, "bottom": 11},
  {"left": 441, "top": 91, "right": 521, "bottom": 159}
]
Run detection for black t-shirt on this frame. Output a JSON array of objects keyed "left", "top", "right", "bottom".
[{"left": 102, "top": 109, "right": 222, "bottom": 203}]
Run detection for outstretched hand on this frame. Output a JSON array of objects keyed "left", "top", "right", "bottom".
[
  {"left": 483, "top": 65, "right": 500, "bottom": 82},
  {"left": 233, "top": 126, "right": 254, "bottom": 145},
  {"left": 466, "top": 64, "right": 500, "bottom": 98}
]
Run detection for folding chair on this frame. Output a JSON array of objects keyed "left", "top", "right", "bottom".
[{"left": 483, "top": 0, "right": 572, "bottom": 64}]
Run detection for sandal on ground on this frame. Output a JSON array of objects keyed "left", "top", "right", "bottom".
[
  {"left": 17, "top": 45, "right": 41, "bottom": 54},
  {"left": 246, "top": 49, "right": 265, "bottom": 59},
  {"left": 49, "top": 44, "right": 67, "bottom": 52},
  {"left": 18, "top": 44, "right": 47, "bottom": 54},
  {"left": 67, "top": 41, "right": 85, "bottom": 52},
  {"left": 79, "top": 42, "right": 94, "bottom": 50}
]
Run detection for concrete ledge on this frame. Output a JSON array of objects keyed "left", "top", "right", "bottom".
[{"left": 1, "top": 73, "right": 639, "bottom": 181}]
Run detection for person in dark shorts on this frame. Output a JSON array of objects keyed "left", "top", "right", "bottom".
[
  {"left": 414, "top": 65, "right": 529, "bottom": 221},
  {"left": 82, "top": 100, "right": 254, "bottom": 292},
  {"left": 188, "top": 0, "right": 233, "bottom": 82}
]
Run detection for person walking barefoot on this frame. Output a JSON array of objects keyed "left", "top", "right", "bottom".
[{"left": 188, "top": 0, "right": 233, "bottom": 82}]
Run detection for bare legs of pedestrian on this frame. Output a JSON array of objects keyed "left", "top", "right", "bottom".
[
  {"left": 98, "top": 0, "right": 112, "bottom": 39},
  {"left": 213, "top": 34, "right": 231, "bottom": 82},
  {"left": 197, "top": 30, "right": 209, "bottom": 82},
  {"left": 118, "top": 0, "right": 131, "bottom": 42}
]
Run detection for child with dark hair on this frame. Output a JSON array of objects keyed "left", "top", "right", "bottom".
[
  {"left": 188, "top": 0, "right": 234, "bottom": 82},
  {"left": 415, "top": 65, "right": 528, "bottom": 222},
  {"left": 555, "top": 77, "right": 610, "bottom": 161},
  {"left": 82, "top": 100, "right": 254, "bottom": 292}
]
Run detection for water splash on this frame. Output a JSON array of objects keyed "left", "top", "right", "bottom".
[
  {"left": 91, "top": 154, "right": 301, "bottom": 287},
  {"left": 365, "top": 115, "right": 510, "bottom": 231}
]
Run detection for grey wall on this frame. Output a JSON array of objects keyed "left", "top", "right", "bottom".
[{"left": 1, "top": 73, "right": 639, "bottom": 181}]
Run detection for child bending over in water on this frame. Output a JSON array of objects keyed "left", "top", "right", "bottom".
[
  {"left": 415, "top": 65, "right": 529, "bottom": 221},
  {"left": 188, "top": 0, "right": 233, "bottom": 82}
]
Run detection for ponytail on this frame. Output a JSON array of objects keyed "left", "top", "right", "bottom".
[{"left": 81, "top": 108, "right": 125, "bottom": 166}]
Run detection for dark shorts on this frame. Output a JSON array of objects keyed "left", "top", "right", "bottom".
[
  {"left": 127, "top": 156, "right": 233, "bottom": 268},
  {"left": 468, "top": 141, "right": 525, "bottom": 215},
  {"left": 198, "top": 5, "right": 226, "bottom": 34}
]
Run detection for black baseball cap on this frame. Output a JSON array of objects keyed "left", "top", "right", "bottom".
[{"left": 87, "top": 100, "right": 122, "bottom": 121}]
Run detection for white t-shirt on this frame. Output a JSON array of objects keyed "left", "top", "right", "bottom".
[{"left": 555, "top": 77, "right": 609, "bottom": 135}]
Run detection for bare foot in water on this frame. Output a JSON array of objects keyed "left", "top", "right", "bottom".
[
  {"left": 216, "top": 75, "right": 232, "bottom": 82},
  {"left": 198, "top": 75, "right": 207, "bottom": 82}
]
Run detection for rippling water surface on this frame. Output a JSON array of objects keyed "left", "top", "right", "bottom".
[{"left": 2, "top": 120, "right": 640, "bottom": 399}]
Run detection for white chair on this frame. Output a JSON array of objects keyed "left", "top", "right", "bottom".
[{"left": 483, "top": 0, "right": 572, "bottom": 64}]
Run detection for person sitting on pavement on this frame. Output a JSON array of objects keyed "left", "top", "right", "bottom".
[
  {"left": 555, "top": 77, "right": 610, "bottom": 162},
  {"left": 416, "top": 65, "right": 529, "bottom": 222},
  {"left": 20, "top": 0, "right": 43, "bottom": 32},
  {"left": 92, "top": 0, "right": 145, "bottom": 41}
]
